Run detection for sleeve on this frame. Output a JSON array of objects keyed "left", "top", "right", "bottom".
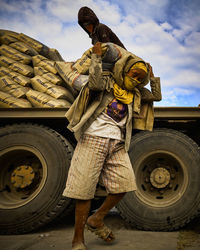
[
  {"left": 97, "top": 24, "right": 113, "bottom": 42},
  {"left": 140, "top": 77, "right": 162, "bottom": 102},
  {"left": 98, "top": 24, "right": 126, "bottom": 49},
  {"left": 150, "top": 77, "right": 162, "bottom": 101},
  {"left": 88, "top": 54, "right": 106, "bottom": 91}
]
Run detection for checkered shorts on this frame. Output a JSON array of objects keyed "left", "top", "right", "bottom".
[{"left": 63, "top": 134, "right": 136, "bottom": 200}]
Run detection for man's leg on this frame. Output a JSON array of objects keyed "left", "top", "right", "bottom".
[
  {"left": 87, "top": 192, "right": 125, "bottom": 239},
  {"left": 86, "top": 139, "right": 136, "bottom": 238},
  {"left": 72, "top": 199, "right": 91, "bottom": 248}
]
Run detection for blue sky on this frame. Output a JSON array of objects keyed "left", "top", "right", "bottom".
[{"left": 0, "top": 0, "right": 200, "bottom": 107}]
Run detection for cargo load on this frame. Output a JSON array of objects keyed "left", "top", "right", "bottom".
[{"left": 0, "top": 29, "right": 73, "bottom": 108}]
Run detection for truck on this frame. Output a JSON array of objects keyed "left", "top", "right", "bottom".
[
  {"left": 0, "top": 106, "right": 200, "bottom": 234},
  {"left": 0, "top": 29, "right": 200, "bottom": 234}
]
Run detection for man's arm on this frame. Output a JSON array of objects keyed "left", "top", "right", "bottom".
[
  {"left": 88, "top": 42, "right": 107, "bottom": 91},
  {"left": 148, "top": 63, "right": 162, "bottom": 101},
  {"left": 140, "top": 64, "right": 162, "bottom": 102}
]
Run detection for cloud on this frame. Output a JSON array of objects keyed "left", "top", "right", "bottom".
[
  {"left": 160, "top": 86, "right": 199, "bottom": 107},
  {"left": 46, "top": 0, "right": 122, "bottom": 25},
  {"left": 160, "top": 22, "right": 173, "bottom": 31},
  {"left": 46, "top": 0, "right": 88, "bottom": 23},
  {"left": 109, "top": 0, "right": 170, "bottom": 22}
]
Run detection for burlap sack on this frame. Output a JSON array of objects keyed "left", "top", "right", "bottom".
[
  {"left": 34, "top": 66, "right": 48, "bottom": 75},
  {"left": 0, "top": 66, "right": 11, "bottom": 76},
  {"left": 55, "top": 61, "right": 88, "bottom": 92},
  {"left": 0, "top": 34, "right": 19, "bottom": 45},
  {"left": 32, "top": 55, "right": 57, "bottom": 74},
  {"left": 73, "top": 74, "right": 89, "bottom": 91},
  {"left": 31, "top": 75, "right": 74, "bottom": 102},
  {"left": 0, "top": 66, "right": 30, "bottom": 86},
  {"left": 0, "top": 30, "right": 19, "bottom": 39},
  {"left": 39, "top": 60, "right": 57, "bottom": 74},
  {"left": 72, "top": 44, "right": 108, "bottom": 74},
  {"left": 72, "top": 51, "right": 91, "bottom": 74},
  {"left": 18, "top": 33, "right": 49, "bottom": 57},
  {"left": 9, "top": 62, "right": 34, "bottom": 77},
  {"left": 42, "top": 72, "right": 63, "bottom": 85},
  {"left": 34, "top": 67, "right": 62, "bottom": 85},
  {"left": 54, "top": 99, "right": 71, "bottom": 107},
  {"left": 0, "top": 76, "right": 29, "bottom": 98},
  {"left": 26, "top": 89, "right": 71, "bottom": 108},
  {"left": 0, "top": 29, "right": 18, "bottom": 44},
  {"left": 10, "top": 42, "right": 38, "bottom": 56},
  {"left": 0, "top": 90, "right": 32, "bottom": 108},
  {"left": 32, "top": 55, "right": 46, "bottom": 65},
  {"left": 47, "top": 48, "right": 64, "bottom": 61},
  {"left": 8, "top": 71, "right": 31, "bottom": 87},
  {"left": 0, "top": 55, "right": 15, "bottom": 67},
  {"left": 0, "top": 44, "right": 32, "bottom": 64},
  {"left": 0, "top": 56, "right": 33, "bottom": 77},
  {"left": 55, "top": 62, "right": 78, "bottom": 89}
]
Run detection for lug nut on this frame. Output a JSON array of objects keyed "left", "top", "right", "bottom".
[
  {"left": 171, "top": 174, "right": 176, "bottom": 179},
  {"left": 159, "top": 190, "right": 164, "bottom": 194}
]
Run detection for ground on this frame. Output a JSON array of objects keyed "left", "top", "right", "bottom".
[{"left": 1, "top": 209, "right": 200, "bottom": 250}]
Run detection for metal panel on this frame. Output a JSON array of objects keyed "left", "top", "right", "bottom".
[
  {"left": 0, "top": 108, "right": 67, "bottom": 118},
  {"left": 0, "top": 107, "right": 199, "bottom": 119},
  {"left": 154, "top": 107, "right": 200, "bottom": 119}
]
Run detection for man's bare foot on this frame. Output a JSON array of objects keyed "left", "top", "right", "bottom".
[
  {"left": 86, "top": 223, "right": 115, "bottom": 242},
  {"left": 87, "top": 213, "right": 104, "bottom": 228},
  {"left": 72, "top": 241, "right": 87, "bottom": 250}
]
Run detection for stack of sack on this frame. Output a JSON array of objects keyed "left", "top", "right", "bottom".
[
  {"left": 0, "top": 29, "right": 75, "bottom": 108},
  {"left": 0, "top": 30, "right": 129, "bottom": 109}
]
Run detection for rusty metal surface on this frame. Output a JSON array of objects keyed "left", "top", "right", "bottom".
[
  {"left": 0, "top": 106, "right": 199, "bottom": 119},
  {"left": 154, "top": 106, "right": 200, "bottom": 119},
  {"left": 0, "top": 108, "right": 68, "bottom": 118}
]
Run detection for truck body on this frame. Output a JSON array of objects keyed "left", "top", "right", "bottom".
[
  {"left": 0, "top": 106, "right": 200, "bottom": 233},
  {"left": 0, "top": 28, "right": 200, "bottom": 234}
]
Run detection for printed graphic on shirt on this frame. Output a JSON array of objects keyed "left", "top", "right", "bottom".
[{"left": 105, "top": 98, "right": 127, "bottom": 122}]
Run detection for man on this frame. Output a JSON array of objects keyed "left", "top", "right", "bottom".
[
  {"left": 78, "top": 6, "right": 126, "bottom": 49},
  {"left": 63, "top": 42, "right": 161, "bottom": 250}
]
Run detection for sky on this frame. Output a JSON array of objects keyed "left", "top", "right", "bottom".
[{"left": 0, "top": 0, "right": 200, "bottom": 107}]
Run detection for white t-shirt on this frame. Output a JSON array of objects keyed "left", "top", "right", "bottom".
[{"left": 84, "top": 111, "right": 127, "bottom": 141}]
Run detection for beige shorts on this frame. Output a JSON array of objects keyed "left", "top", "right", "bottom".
[{"left": 63, "top": 134, "right": 137, "bottom": 200}]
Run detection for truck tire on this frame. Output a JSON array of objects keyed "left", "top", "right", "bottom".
[
  {"left": 0, "top": 123, "right": 74, "bottom": 234},
  {"left": 117, "top": 128, "right": 200, "bottom": 231}
]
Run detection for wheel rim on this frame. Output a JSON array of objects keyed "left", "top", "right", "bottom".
[
  {"left": 0, "top": 146, "right": 47, "bottom": 209},
  {"left": 134, "top": 150, "right": 188, "bottom": 207}
]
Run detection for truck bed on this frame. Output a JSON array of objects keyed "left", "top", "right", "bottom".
[{"left": 0, "top": 106, "right": 199, "bottom": 119}]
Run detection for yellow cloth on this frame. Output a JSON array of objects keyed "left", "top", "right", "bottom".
[
  {"left": 124, "top": 62, "right": 147, "bottom": 91},
  {"left": 132, "top": 62, "right": 148, "bottom": 73},
  {"left": 113, "top": 62, "right": 147, "bottom": 104},
  {"left": 113, "top": 83, "right": 134, "bottom": 104}
]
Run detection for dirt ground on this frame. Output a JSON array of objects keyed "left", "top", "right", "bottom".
[{"left": 1, "top": 209, "right": 200, "bottom": 250}]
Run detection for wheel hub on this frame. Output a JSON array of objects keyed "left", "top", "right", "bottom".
[
  {"left": 150, "top": 167, "right": 170, "bottom": 189},
  {"left": 11, "top": 166, "right": 35, "bottom": 189}
]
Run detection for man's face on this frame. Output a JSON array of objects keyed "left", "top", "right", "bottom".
[
  {"left": 84, "top": 23, "right": 93, "bottom": 33},
  {"left": 127, "top": 68, "right": 147, "bottom": 83}
]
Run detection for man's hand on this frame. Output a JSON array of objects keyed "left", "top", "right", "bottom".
[
  {"left": 147, "top": 63, "right": 154, "bottom": 78},
  {"left": 92, "top": 42, "right": 102, "bottom": 56}
]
